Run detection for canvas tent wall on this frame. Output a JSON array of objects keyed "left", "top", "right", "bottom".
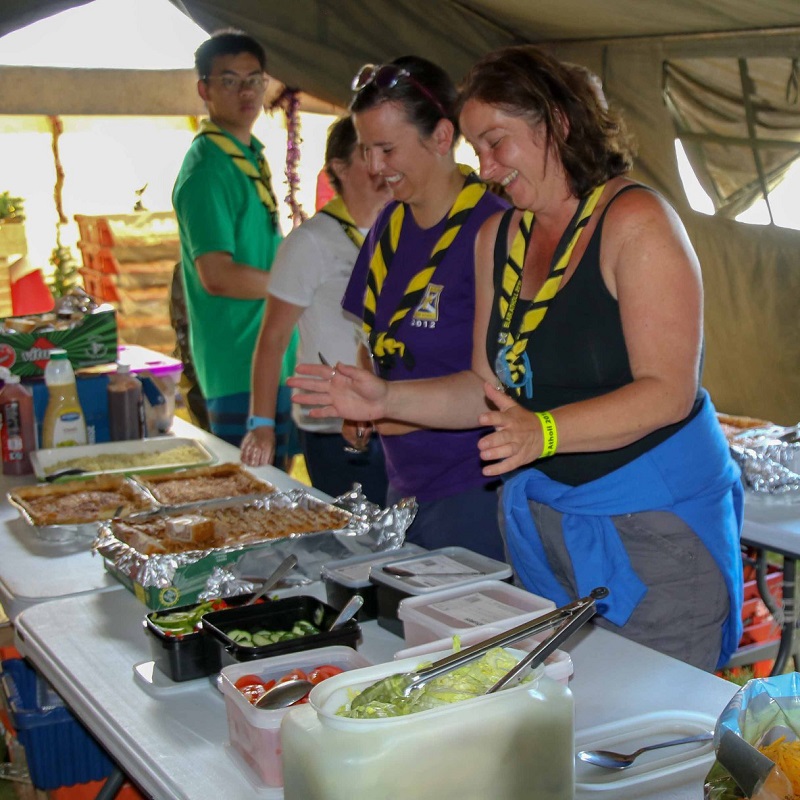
[{"left": 1, "top": 0, "right": 798, "bottom": 422}]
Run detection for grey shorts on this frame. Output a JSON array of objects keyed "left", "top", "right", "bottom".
[{"left": 504, "top": 499, "right": 730, "bottom": 671}]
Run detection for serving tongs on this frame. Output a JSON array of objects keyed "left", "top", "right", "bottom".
[{"left": 348, "top": 586, "right": 608, "bottom": 710}]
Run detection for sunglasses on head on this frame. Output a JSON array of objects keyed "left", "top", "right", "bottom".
[{"left": 351, "top": 63, "right": 448, "bottom": 120}]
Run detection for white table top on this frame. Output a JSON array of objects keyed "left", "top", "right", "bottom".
[
  {"left": 13, "top": 586, "right": 739, "bottom": 800},
  {"left": 741, "top": 493, "right": 800, "bottom": 557},
  {"left": 3, "top": 419, "right": 742, "bottom": 799},
  {"left": 0, "top": 419, "right": 322, "bottom": 621}
]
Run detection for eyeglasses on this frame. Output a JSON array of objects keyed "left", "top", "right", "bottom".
[
  {"left": 204, "top": 74, "right": 268, "bottom": 94},
  {"left": 351, "top": 64, "right": 448, "bottom": 119}
]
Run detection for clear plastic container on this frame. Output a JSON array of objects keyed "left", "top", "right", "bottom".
[
  {"left": 397, "top": 579, "right": 555, "bottom": 647},
  {"left": 392, "top": 626, "right": 574, "bottom": 686},
  {"left": 369, "top": 546, "right": 513, "bottom": 636},
  {"left": 280, "top": 649, "right": 574, "bottom": 800},
  {"left": 219, "top": 646, "right": 372, "bottom": 787},
  {"left": 117, "top": 345, "right": 183, "bottom": 434},
  {"left": 321, "top": 544, "right": 427, "bottom": 621}
]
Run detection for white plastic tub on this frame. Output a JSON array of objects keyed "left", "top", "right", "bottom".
[
  {"left": 397, "top": 579, "right": 555, "bottom": 647},
  {"left": 218, "top": 646, "right": 371, "bottom": 787},
  {"left": 393, "top": 625, "right": 574, "bottom": 686},
  {"left": 280, "top": 648, "right": 574, "bottom": 800}
]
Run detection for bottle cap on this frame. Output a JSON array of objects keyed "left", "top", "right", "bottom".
[
  {"left": 116, "top": 362, "right": 132, "bottom": 374},
  {"left": 4, "top": 374, "right": 20, "bottom": 384},
  {"left": 49, "top": 349, "right": 68, "bottom": 360},
  {"left": 0, "top": 366, "right": 9, "bottom": 381}
]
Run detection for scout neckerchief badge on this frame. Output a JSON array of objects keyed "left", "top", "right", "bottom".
[
  {"left": 195, "top": 119, "right": 279, "bottom": 229},
  {"left": 320, "top": 195, "right": 365, "bottom": 249},
  {"left": 363, "top": 164, "right": 486, "bottom": 374},
  {"left": 495, "top": 183, "right": 606, "bottom": 399}
]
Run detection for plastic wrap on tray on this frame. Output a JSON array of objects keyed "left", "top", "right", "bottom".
[
  {"left": 93, "top": 486, "right": 417, "bottom": 609},
  {"left": 726, "top": 424, "right": 800, "bottom": 500}
]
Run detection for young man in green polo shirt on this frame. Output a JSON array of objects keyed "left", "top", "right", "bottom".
[{"left": 172, "top": 29, "right": 296, "bottom": 454}]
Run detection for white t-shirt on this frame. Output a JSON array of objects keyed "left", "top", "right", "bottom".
[{"left": 268, "top": 212, "right": 368, "bottom": 432}]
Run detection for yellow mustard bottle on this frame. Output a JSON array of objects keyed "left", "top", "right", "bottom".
[{"left": 42, "top": 349, "right": 88, "bottom": 448}]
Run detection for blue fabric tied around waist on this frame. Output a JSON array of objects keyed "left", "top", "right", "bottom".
[{"left": 502, "top": 390, "right": 744, "bottom": 666}]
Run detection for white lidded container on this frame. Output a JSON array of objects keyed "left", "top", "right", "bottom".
[
  {"left": 397, "top": 579, "right": 556, "bottom": 647},
  {"left": 280, "top": 649, "right": 574, "bottom": 800},
  {"left": 218, "top": 646, "right": 372, "bottom": 787},
  {"left": 393, "top": 626, "right": 574, "bottom": 686}
]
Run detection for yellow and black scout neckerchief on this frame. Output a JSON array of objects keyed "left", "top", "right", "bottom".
[
  {"left": 195, "top": 119, "right": 279, "bottom": 229},
  {"left": 495, "top": 183, "right": 606, "bottom": 399},
  {"left": 319, "top": 195, "right": 365, "bottom": 250},
  {"left": 363, "top": 164, "right": 486, "bottom": 374}
]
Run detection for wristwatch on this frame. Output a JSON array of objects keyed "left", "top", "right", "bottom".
[{"left": 246, "top": 415, "right": 275, "bottom": 431}]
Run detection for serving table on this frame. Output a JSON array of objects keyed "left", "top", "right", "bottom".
[
  {"left": 1, "top": 420, "right": 741, "bottom": 799},
  {"left": 738, "top": 496, "right": 800, "bottom": 674},
  {"left": 0, "top": 418, "right": 324, "bottom": 622}
]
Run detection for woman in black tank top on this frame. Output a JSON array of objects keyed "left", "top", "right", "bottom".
[{"left": 290, "top": 46, "right": 744, "bottom": 671}]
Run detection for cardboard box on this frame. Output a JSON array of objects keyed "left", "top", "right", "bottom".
[{"left": 0, "top": 306, "right": 118, "bottom": 377}]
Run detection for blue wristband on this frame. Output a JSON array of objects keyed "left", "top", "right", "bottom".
[{"left": 246, "top": 415, "right": 275, "bottom": 431}]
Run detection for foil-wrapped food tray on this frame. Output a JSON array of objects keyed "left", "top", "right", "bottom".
[
  {"left": 7, "top": 475, "right": 159, "bottom": 543},
  {"left": 93, "top": 487, "right": 416, "bottom": 610},
  {"left": 726, "top": 423, "right": 800, "bottom": 502}
]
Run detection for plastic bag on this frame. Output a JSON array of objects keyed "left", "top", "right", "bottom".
[{"left": 705, "top": 673, "right": 800, "bottom": 799}]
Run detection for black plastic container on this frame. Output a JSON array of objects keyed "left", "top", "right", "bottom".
[
  {"left": 201, "top": 595, "right": 361, "bottom": 668},
  {"left": 369, "top": 547, "right": 513, "bottom": 637},
  {"left": 143, "top": 593, "right": 262, "bottom": 681},
  {"left": 321, "top": 544, "right": 427, "bottom": 622}
]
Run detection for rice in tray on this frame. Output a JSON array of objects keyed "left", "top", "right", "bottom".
[{"left": 43, "top": 443, "right": 207, "bottom": 476}]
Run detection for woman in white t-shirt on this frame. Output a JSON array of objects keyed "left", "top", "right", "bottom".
[{"left": 240, "top": 116, "right": 391, "bottom": 503}]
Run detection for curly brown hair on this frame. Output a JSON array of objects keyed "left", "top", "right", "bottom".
[{"left": 459, "top": 45, "right": 635, "bottom": 197}]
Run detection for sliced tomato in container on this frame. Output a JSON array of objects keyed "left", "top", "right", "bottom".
[{"left": 307, "top": 665, "right": 344, "bottom": 684}]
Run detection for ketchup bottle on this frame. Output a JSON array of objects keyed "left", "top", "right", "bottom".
[{"left": 0, "top": 368, "right": 37, "bottom": 475}]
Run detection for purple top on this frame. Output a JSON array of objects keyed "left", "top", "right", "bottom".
[{"left": 343, "top": 190, "right": 508, "bottom": 502}]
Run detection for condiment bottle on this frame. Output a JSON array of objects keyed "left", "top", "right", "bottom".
[
  {"left": 0, "top": 368, "right": 36, "bottom": 475},
  {"left": 42, "top": 349, "right": 88, "bottom": 448},
  {"left": 108, "top": 362, "right": 146, "bottom": 441}
]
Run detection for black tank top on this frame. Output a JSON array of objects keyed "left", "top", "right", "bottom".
[{"left": 486, "top": 185, "right": 703, "bottom": 485}]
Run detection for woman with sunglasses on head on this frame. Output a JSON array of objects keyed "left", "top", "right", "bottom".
[
  {"left": 339, "top": 56, "right": 509, "bottom": 559},
  {"left": 240, "top": 115, "right": 391, "bottom": 504},
  {"left": 292, "top": 46, "right": 743, "bottom": 672}
]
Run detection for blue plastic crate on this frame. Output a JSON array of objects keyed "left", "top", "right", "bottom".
[{"left": 0, "top": 658, "right": 114, "bottom": 790}]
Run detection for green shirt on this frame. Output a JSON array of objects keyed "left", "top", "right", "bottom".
[{"left": 172, "top": 129, "right": 292, "bottom": 400}]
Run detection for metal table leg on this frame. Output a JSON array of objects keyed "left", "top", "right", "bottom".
[
  {"left": 94, "top": 766, "right": 128, "bottom": 800},
  {"left": 770, "top": 557, "right": 796, "bottom": 676}
]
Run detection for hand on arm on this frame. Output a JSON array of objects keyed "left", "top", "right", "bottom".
[{"left": 240, "top": 295, "right": 303, "bottom": 466}]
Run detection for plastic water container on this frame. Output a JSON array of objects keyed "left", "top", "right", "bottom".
[
  {"left": 219, "top": 646, "right": 372, "bottom": 787},
  {"left": 397, "top": 579, "right": 556, "bottom": 647},
  {"left": 280, "top": 649, "right": 574, "bottom": 800},
  {"left": 117, "top": 345, "right": 182, "bottom": 434}
]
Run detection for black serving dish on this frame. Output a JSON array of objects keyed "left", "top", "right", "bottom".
[
  {"left": 201, "top": 595, "right": 361, "bottom": 668},
  {"left": 143, "top": 593, "right": 263, "bottom": 681}
]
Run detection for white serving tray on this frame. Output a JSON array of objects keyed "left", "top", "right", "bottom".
[
  {"left": 30, "top": 437, "right": 216, "bottom": 481},
  {"left": 574, "top": 710, "right": 716, "bottom": 798}
]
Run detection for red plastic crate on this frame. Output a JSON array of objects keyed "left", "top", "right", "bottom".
[
  {"left": 79, "top": 268, "right": 120, "bottom": 303},
  {"left": 50, "top": 780, "right": 145, "bottom": 800}
]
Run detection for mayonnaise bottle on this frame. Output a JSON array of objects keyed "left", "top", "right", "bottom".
[{"left": 42, "top": 349, "right": 88, "bottom": 448}]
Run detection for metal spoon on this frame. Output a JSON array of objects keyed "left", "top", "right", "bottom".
[
  {"left": 255, "top": 596, "right": 363, "bottom": 711},
  {"left": 45, "top": 467, "right": 88, "bottom": 482},
  {"left": 245, "top": 554, "right": 298, "bottom": 605},
  {"left": 577, "top": 732, "right": 713, "bottom": 770},
  {"left": 383, "top": 565, "right": 482, "bottom": 578}
]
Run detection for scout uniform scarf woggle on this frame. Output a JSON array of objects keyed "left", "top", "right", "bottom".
[{"left": 362, "top": 164, "right": 486, "bottom": 375}]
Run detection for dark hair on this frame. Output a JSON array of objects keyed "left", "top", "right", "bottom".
[
  {"left": 194, "top": 29, "right": 267, "bottom": 79},
  {"left": 350, "top": 55, "right": 460, "bottom": 141},
  {"left": 324, "top": 116, "right": 359, "bottom": 194},
  {"left": 459, "top": 45, "right": 635, "bottom": 196}
]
